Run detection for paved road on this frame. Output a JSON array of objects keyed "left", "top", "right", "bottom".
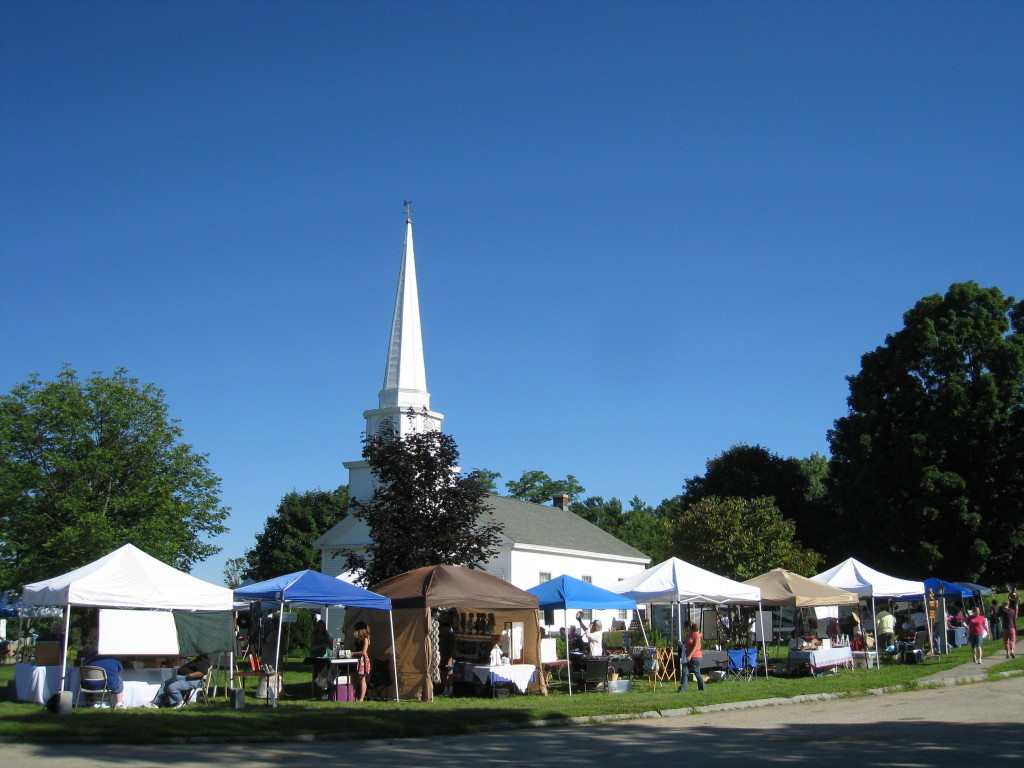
[{"left": 3, "top": 675, "right": 1022, "bottom": 768}]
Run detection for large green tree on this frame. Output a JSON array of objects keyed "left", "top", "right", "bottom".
[
  {"left": 666, "top": 496, "right": 823, "bottom": 580},
  {"left": 828, "top": 282, "right": 1024, "bottom": 582},
  {"left": 0, "top": 366, "right": 229, "bottom": 590},
  {"left": 677, "top": 444, "right": 834, "bottom": 559},
  {"left": 342, "top": 428, "right": 503, "bottom": 586},
  {"left": 504, "top": 470, "right": 585, "bottom": 505},
  {"left": 243, "top": 486, "right": 348, "bottom": 583}
]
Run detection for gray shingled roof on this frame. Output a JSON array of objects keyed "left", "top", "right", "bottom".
[{"left": 482, "top": 494, "right": 650, "bottom": 561}]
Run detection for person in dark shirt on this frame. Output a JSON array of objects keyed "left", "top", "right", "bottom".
[
  {"left": 144, "top": 655, "right": 211, "bottom": 709},
  {"left": 997, "top": 602, "right": 1017, "bottom": 659},
  {"left": 81, "top": 649, "right": 125, "bottom": 709}
]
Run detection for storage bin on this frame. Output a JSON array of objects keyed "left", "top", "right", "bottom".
[{"left": 329, "top": 683, "right": 355, "bottom": 702}]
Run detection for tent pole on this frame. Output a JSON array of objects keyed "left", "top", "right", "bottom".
[
  {"left": 565, "top": 608, "right": 572, "bottom": 696},
  {"left": 387, "top": 608, "right": 399, "bottom": 704},
  {"left": 757, "top": 600, "right": 769, "bottom": 677},
  {"left": 870, "top": 590, "right": 880, "bottom": 671},
  {"left": 273, "top": 600, "right": 285, "bottom": 703},
  {"left": 59, "top": 603, "right": 71, "bottom": 695}
]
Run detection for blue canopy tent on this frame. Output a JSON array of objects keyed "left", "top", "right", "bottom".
[
  {"left": 526, "top": 574, "right": 641, "bottom": 695},
  {"left": 954, "top": 582, "right": 993, "bottom": 598},
  {"left": 234, "top": 570, "right": 398, "bottom": 703},
  {"left": 897, "top": 578, "right": 973, "bottom": 654}
]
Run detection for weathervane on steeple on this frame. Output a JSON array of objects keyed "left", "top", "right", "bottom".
[{"left": 403, "top": 200, "right": 414, "bottom": 221}]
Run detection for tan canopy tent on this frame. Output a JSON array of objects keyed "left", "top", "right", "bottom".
[
  {"left": 744, "top": 568, "right": 859, "bottom": 607},
  {"left": 346, "top": 565, "right": 546, "bottom": 701}
]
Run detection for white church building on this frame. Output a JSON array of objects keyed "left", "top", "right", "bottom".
[{"left": 315, "top": 213, "right": 650, "bottom": 631}]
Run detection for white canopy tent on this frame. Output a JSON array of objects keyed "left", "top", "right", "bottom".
[
  {"left": 22, "top": 543, "right": 234, "bottom": 693},
  {"left": 812, "top": 557, "right": 925, "bottom": 664},
  {"left": 604, "top": 557, "right": 768, "bottom": 676}
]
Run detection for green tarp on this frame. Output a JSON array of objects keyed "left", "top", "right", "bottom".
[{"left": 173, "top": 611, "right": 235, "bottom": 656}]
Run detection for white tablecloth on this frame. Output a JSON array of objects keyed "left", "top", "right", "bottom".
[
  {"left": 471, "top": 664, "right": 537, "bottom": 693},
  {"left": 787, "top": 646, "right": 853, "bottom": 674},
  {"left": 120, "top": 668, "right": 175, "bottom": 707},
  {"left": 15, "top": 663, "right": 80, "bottom": 705},
  {"left": 15, "top": 664, "right": 178, "bottom": 708}
]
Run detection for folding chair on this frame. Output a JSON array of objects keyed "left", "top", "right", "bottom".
[
  {"left": 367, "top": 658, "right": 391, "bottom": 701},
  {"left": 76, "top": 665, "right": 113, "bottom": 708},
  {"left": 726, "top": 649, "right": 747, "bottom": 681},
  {"left": 578, "top": 659, "right": 609, "bottom": 692},
  {"left": 185, "top": 674, "right": 211, "bottom": 706},
  {"left": 743, "top": 647, "right": 759, "bottom": 681}
]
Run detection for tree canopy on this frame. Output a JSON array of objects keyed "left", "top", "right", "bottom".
[
  {"left": 342, "top": 428, "right": 503, "bottom": 586},
  {"left": 664, "top": 495, "right": 823, "bottom": 580},
  {"left": 570, "top": 495, "right": 671, "bottom": 562},
  {"left": 0, "top": 367, "right": 229, "bottom": 590},
  {"left": 504, "top": 470, "right": 585, "bottom": 505},
  {"left": 677, "top": 444, "right": 834, "bottom": 559},
  {"left": 243, "top": 486, "right": 348, "bottom": 583},
  {"left": 828, "top": 282, "right": 1024, "bottom": 582}
]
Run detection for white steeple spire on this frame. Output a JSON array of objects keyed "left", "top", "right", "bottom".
[
  {"left": 345, "top": 209, "right": 445, "bottom": 503},
  {"left": 379, "top": 215, "right": 429, "bottom": 409}
]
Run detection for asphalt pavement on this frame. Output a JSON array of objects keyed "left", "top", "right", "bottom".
[{"left": 2, "top": 656, "right": 1021, "bottom": 768}]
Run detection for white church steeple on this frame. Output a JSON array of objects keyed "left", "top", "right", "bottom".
[{"left": 344, "top": 207, "right": 444, "bottom": 502}]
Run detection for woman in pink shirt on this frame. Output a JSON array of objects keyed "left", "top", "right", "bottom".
[
  {"left": 677, "top": 620, "right": 705, "bottom": 693},
  {"left": 964, "top": 607, "right": 988, "bottom": 664}
]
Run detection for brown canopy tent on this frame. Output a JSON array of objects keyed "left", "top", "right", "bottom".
[
  {"left": 743, "top": 568, "right": 859, "bottom": 607},
  {"left": 346, "top": 565, "right": 546, "bottom": 701}
]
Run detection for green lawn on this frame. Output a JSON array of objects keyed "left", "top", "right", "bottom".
[{"left": 2, "top": 641, "right": 1021, "bottom": 744}]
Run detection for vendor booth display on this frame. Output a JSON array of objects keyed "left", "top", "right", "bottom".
[
  {"left": 233, "top": 569, "right": 397, "bottom": 703},
  {"left": 812, "top": 558, "right": 925, "bottom": 666},
  {"left": 526, "top": 574, "right": 639, "bottom": 695},
  {"left": 347, "top": 564, "right": 546, "bottom": 702},
  {"left": 604, "top": 557, "right": 768, "bottom": 680},
  {"left": 19, "top": 543, "right": 235, "bottom": 707},
  {"left": 744, "top": 568, "right": 860, "bottom": 675}
]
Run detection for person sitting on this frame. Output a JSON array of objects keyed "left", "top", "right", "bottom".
[
  {"left": 80, "top": 648, "right": 126, "bottom": 709},
  {"left": 144, "top": 655, "right": 211, "bottom": 709}
]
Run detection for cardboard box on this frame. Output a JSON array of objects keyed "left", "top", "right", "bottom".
[{"left": 34, "top": 642, "right": 62, "bottom": 666}]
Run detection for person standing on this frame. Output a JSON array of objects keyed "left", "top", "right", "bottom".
[
  {"left": 997, "top": 601, "right": 1017, "bottom": 659},
  {"left": 677, "top": 620, "right": 705, "bottom": 693},
  {"left": 581, "top": 619, "right": 604, "bottom": 657},
  {"left": 876, "top": 608, "right": 896, "bottom": 651},
  {"left": 964, "top": 608, "right": 988, "bottom": 664},
  {"left": 988, "top": 600, "right": 1002, "bottom": 642},
  {"left": 352, "top": 621, "right": 371, "bottom": 702}
]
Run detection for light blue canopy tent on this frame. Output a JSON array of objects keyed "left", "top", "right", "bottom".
[
  {"left": 234, "top": 570, "right": 398, "bottom": 703},
  {"left": 526, "top": 574, "right": 641, "bottom": 695}
]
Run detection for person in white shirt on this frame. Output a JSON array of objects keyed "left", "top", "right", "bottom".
[{"left": 581, "top": 620, "right": 604, "bottom": 657}]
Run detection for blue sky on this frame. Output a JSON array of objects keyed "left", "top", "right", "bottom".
[{"left": 3, "top": 2, "right": 1022, "bottom": 586}]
